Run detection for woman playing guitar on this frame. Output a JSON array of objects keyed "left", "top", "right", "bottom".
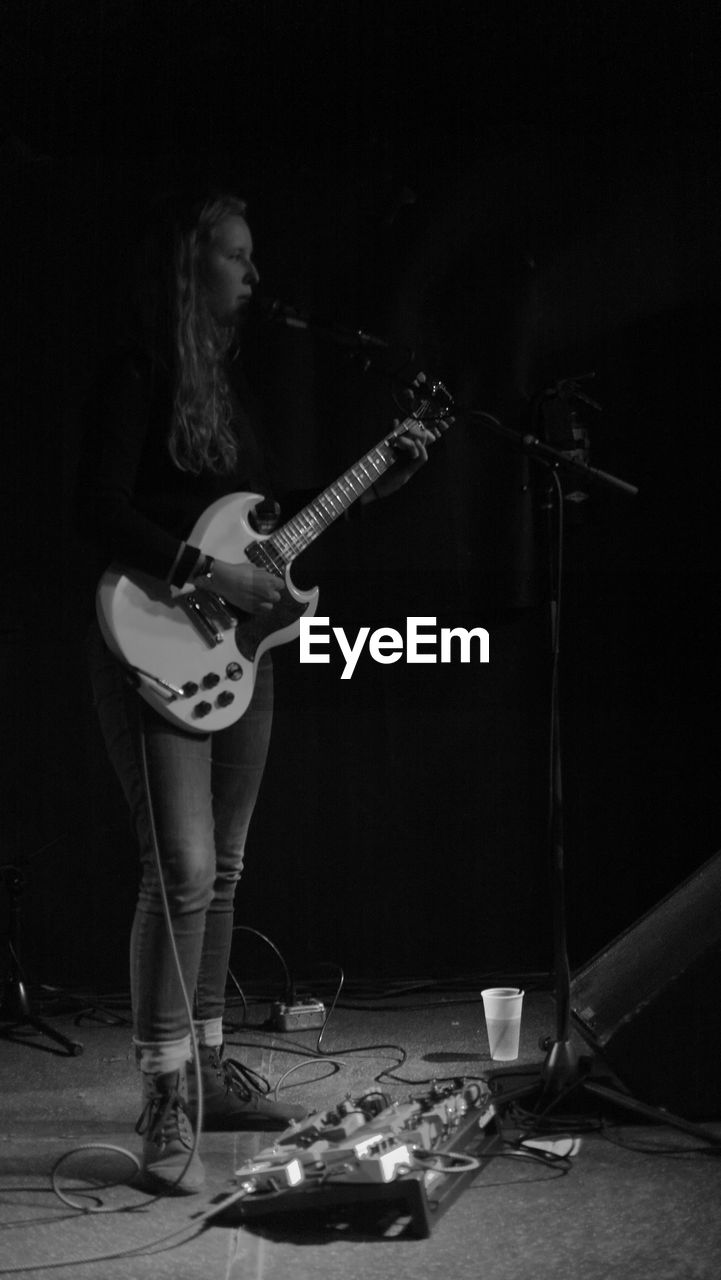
[{"left": 77, "top": 189, "right": 444, "bottom": 1195}]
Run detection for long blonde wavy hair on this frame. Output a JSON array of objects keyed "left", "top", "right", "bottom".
[{"left": 167, "top": 193, "right": 249, "bottom": 475}]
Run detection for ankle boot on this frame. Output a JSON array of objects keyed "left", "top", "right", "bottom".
[
  {"left": 135, "top": 1067, "right": 205, "bottom": 1194},
  {"left": 187, "top": 1044, "right": 308, "bottom": 1131}
]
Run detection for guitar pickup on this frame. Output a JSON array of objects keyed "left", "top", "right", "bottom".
[{"left": 179, "top": 590, "right": 236, "bottom": 646}]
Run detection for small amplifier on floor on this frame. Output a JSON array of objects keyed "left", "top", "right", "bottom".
[{"left": 271, "top": 998, "right": 326, "bottom": 1031}]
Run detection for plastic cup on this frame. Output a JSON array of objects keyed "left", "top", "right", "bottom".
[{"left": 481, "top": 987, "right": 524, "bottom": 1061}]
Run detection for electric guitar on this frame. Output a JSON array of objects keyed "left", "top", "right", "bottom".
[{"left": 96, "top": 388, "right": 451, "bottom": 732}]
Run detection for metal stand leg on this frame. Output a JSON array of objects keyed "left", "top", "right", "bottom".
[{"left": 0, "top": 867, "right": 83, "bottom": 1056}]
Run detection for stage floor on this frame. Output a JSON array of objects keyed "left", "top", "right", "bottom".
[{"left": 2, "top": 980, "right": 720, "bottom": 1280}]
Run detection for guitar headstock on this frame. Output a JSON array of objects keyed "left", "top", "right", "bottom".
[
  {"left": 425, "top": 379, "right": 454, "bottom": 416},
  {"left": 401, "top": 372, "right": 455, "bottom": 424}
]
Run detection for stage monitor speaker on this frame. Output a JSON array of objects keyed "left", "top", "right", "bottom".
[{"left": 570, "top": 849, "right": 721, "bottom": 1119}]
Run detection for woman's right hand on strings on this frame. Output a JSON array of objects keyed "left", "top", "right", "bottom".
[{"left": 199, "top": 561, "right": 283, "bottom": 613}]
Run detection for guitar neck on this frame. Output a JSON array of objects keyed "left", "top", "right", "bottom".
[{"left": 267, "top": 411, "right": 423, "bottom": 566}]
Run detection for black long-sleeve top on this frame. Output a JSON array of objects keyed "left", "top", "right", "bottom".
[{"left": 76, "top": 347, "right": 274, "bottom": 586}]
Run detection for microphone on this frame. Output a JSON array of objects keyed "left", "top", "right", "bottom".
[{"left": 261, "top": 298, "right": 390, "bottom": 350}]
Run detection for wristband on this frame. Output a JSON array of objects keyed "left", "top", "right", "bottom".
[
  {"left": 171, "top": 542, "right": 203, "bottom": 588},
  {"left": 193, "top": 554, "right": 215, "bottom": 587}
]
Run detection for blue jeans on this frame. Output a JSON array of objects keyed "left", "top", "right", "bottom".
[{"left": 86, "top": 623, "right": 273, "bottom": 1050}]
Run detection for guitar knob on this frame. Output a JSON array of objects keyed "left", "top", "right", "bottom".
[
  {"left": 226, "top": 663, "right": 243, "bottom": 681},
  {"left": 182, "top": 681, "right": 199, "bottom": 697},
  {"left": 216, "top": 690, "right": 235, "bottom": 708},
  {"left": 201, "top": 673, "right": 221, "bottom": 689},
  {"left": 193, "top": 701, "right": 212, "bottom": 718}
]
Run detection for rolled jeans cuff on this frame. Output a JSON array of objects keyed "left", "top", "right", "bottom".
[
  {"left": 194, "top": 1017, "right": 224, "bottom": 1048},
  {"left": 134, "top": 1035, "right": 191, "bottom": 1075}
]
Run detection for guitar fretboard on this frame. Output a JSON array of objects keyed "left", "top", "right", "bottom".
[{"left": 247, "top": 410, "right": 426, "bottom": 574}]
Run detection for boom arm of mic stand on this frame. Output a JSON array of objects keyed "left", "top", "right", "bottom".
[
  {"left": 463, "top": 410, "right": 639, "bottom": 498},
  {"left": 520, "top": 433, "right": 639, "bottom": 498}
]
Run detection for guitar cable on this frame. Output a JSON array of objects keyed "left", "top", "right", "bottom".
[{"left": 50, "top": 725, "right": 204, "bottom": 1211}]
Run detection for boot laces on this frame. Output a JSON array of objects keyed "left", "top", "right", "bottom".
[{"left": 135, "top": 1084, "right": 193, "bottom": 1150}]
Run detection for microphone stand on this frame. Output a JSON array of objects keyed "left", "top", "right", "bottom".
[
  {"left": 0, "top": 863, "right": 83, "bottom": 1055},
  {"left": 261, "top": 303, "right": 717, "bottom": 1142},
  {"left": 466, "top": 406, "right": 721, "bottom": 1148}
]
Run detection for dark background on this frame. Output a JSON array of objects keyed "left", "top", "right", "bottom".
[{"left": 3, "top": 1, "right": 721, "bottom": 993}]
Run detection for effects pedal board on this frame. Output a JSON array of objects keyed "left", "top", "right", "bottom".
[{"left": 208, "top": 1079, "right": 500, "bottom": 1238}]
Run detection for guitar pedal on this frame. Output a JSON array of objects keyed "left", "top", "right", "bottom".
[{"left": 271, "top": 999, "right": 326, "bottom": 1031}]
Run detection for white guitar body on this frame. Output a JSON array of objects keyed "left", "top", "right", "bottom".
[
  {"left": 97, "top": 492, "right": 318, "bottom": 733},
  {"left": 97, "top": 388, "right": 452, "bottom": 733}
]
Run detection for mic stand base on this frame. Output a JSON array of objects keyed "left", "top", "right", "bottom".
[
  {"left": 540, "top": 1038, "right": 580, "bottom": 1091},
  {"left": 488, "top": 1042, "right": 721, "bottom": 1148},
  {"left": 1, "top": 865, "right": 83, "bottom": 1057},
  {"left": 0, "top": 978, "right": 84, "bottom": 1057}
]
